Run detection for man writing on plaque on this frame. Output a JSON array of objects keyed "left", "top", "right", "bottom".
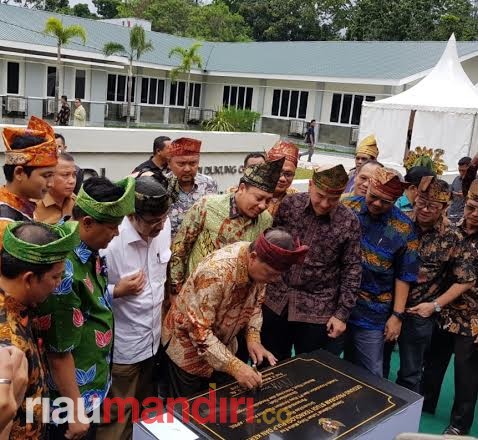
[
  {"left": 262, "top": 165, "right": 362, "bottom": 360},
  {"left": 161, "top": 228, "right": 309, "bottom": 397}
]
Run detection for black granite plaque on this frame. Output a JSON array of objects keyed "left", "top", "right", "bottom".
[{"left": 183, "top": 350, "right": 418, "bottom": 440}]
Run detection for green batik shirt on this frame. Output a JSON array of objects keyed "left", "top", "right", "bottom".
[{"left": 36, "top": 241, "right": 113, "bottom": 414}]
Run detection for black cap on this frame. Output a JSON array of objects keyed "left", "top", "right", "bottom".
[{"left": 404, "top": 166, "right": 436, "bottom": 186}]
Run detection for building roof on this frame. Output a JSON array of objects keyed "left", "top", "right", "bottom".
[{"left": 2, "top": 4, "right": 478, "bottom": 85}]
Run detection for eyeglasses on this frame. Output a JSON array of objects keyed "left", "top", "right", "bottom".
[
  {"left": 280, "top": 171, "right": 295, "bottom": 180},
  {"left": 136, "top": 213, "right": 168, "bottom": 227},
  {"left": 367, "top": 191, "right": 395, "bottom": 207},
  {"left": 415, "top": 197, "right": 443, "bottom": 212},
  {"left": 465, "top": 203, "right": 478, "bottom": 214}
]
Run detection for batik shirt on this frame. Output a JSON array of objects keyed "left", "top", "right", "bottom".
[
  {"left": 167, "top": 173, "right": 218, "bottom": 237},
  {"left": 407, "top": 220, "right": 457, "bottom": 307},
  {"left": 36, "top": 241, "right": 113, "bottom": 414},
  {"left": 439, "top": 223, "right": 478, "bottom": 337},
  {"left": 0, "top": 186, "right": 36, "bottom": 246},
  {"left": 162, "top": 242, "right": 265, "bottom": 378},
  {"left": 267, "top": 187, "right": 299, "bottom": 217},
  {"left": 342, "top": 195, "right": 419, "bottom": 330},
  {"left": 0, "top": 293, "right": 46, "bottom": 439},
  {"left": 170, "top": 193, "right": 272, "bottom": 288},
  {"left": 265, "top": 193, "right": 362, "bottom": 324}
]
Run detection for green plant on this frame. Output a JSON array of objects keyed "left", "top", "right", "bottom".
[{"left": 203, "top": 107, "right": 261, "bottom": 132}]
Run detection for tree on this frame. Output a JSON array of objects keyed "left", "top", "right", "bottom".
[
  {"left": 71, "top": 3, "right": 97, "bottom": 18},
  {"left": 44, "top": 0, "right": 68, "bottom": 12},
  {"left": 103, "top": 25, "right": 154, "bottom": 127},
  {"left": 169, "top": 42, "right": 203, "bottom": 128},
  {"left": 93, "top": 0, "right": 120, "bottom": 19},
  {"left": 43, "top": 17, "right": 87, "bottom": 120},
  {"left": 185, "top": 1, "right": 252, "bottom": 41}
]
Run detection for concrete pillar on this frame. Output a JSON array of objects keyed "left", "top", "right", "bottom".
[
  {"left": 89, "top": 70, "right": 106, "bottom": 126},
  {"left": 314, "top": 81, "right": 325, "bottom": 143},
  {"left": 163, "top": 76, "right": 171, "bottom": 125},
  {"left": 25, "top": 62, "right": 45, "bottom": 119},
  {"left": 255, "top": 79, "right": 266, "bottom": 133}
]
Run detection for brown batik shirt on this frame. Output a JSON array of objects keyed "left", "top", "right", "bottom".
[
  {"left": 439, "top": 222, "right": 478, "bottom": 337},
  {"left": 265, "top": 192, "right": 362, "bottom": 324}
]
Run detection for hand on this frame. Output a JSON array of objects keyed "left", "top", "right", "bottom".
[
  {"left": 326, "top": 316, "right": 346, "bottom": 338},
  {"left": 7, "top": 347, "right": 28, "bottom": 408},
  {"left": 113, "top": 271, "right": 146, "bottom": 298},
  {"left": 384, "top": 315, "right": 402, "bottom": 342},
  {"left": 247, "top": 341, "right": 277, "bottom": 367},
  {"left": 65, "top": 418, "right": 90, "bottom": 440},
  {"left": 234, "top": 364, "right": 262, "bottom": 390},
  {"left": 407, "top": 302, "right": 435, "bottom": 318}
]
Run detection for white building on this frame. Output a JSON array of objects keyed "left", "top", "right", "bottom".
[{"left": 2, "top": 3, "right": 478, "bottom": 146}]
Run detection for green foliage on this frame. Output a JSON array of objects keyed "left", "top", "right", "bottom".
[
  {"left": 43, "top": 17, "right": 87, "bottom": 45},
  {"left": 71, "top": 3, "right": 96, "bottom": 18},
  {"left": 44, "top": 0, "right": 68, "bottom": 12},
  {"left": 204, "top": 107, "right": 261, "bottom": 132},
  {"left": 103, "top": 25, "right": 153, "bottom": 61},
  {"left": 93, "top": 0, "right": 120, "bottom": 19},
  {"left": 169, "top": 43, "right": 203, "bottom": 80}
]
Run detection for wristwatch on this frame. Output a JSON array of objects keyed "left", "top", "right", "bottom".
[
  {"left": 392, "top": 311, "right": 405, "bottom": 321},
  {"left": 433, "top": 301, "right": 442, "bottom": 313}
]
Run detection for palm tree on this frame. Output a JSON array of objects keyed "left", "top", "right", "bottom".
[
  {"left": 169, "top": 42, "right": 203, "bottom": 128},
  {"left": 103, "top": 25, "right": 153, "bottom": 128},
  {"left": 43, "top": 17, "right": 87, "bottom": 120}
]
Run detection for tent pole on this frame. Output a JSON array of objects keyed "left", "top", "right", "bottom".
[{"left": 468, "top": 113, "right": 477, "bottom": 158}]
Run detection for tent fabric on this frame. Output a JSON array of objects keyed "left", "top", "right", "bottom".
[{"left": 359, "top": 35, "right": 478, "bottom": 171}]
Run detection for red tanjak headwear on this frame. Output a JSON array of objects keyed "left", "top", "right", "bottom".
[
  {"left": 370, "top": 167, "right": 408, "bottom": 200},
  {"left": 169, "top": 137, "right": 202, "bottom": 157},
  {"left": 266, "top": 140, "right": 299, "bottom": 167},
  {"left": 254, "top": 231, "right": 309, "bottom": 272}
]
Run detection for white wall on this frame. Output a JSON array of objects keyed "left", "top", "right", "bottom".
[{"left": 0, "top": 125, "right": 279, "bottom": 191}]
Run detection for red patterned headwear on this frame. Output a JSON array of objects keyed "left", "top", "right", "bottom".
[
  {"left": 254, "top": 230, "right": 309, "bottom": 272},
  {"left": 169, "top": 137, "right": 202, "bottom": 157},
  {"left": 266, "top": 140, "right": 299, "bottom": 167},
  {"left": 370, "top": 167, "right": 408, "bottom": 200},
  {"left": 2, "top": 116, "right": 58, "bottom": 167}
]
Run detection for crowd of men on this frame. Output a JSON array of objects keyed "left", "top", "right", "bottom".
[{"left": 0, "top": 116, "right": 477, "bottom": 439}]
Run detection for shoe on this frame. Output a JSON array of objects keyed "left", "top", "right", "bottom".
[{"left": 442, "top": 425, "right": 468, "bottom": 435}]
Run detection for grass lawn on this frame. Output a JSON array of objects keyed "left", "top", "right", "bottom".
[{"left": 295, "top": 168, "right": 313, "bottom": 180}]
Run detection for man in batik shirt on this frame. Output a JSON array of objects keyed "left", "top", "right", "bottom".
[
  {"left": 262, "top": 165, "right": 362, "bottom": 360},
  {"left": 167, "top": 137, "right": 217, "bottom": 237},
  {"left": 421, "top": 179, "right": 478, "bottom": 436},
  {"left": 342, "top": 167, "right": 419, "bottom": 377},
  {"left": 0, "top": 116, "right": 57, "bottom": 244},
  {"left": 169, "top": 158, "right": 284, "bottom": 294},
  {"left": 265, "top": 140, "right": 299, "bottom": 217},
  {"left": 0, "top": 221, "right": 79, "bottom": 439},
  {"left": 37, "top": 177, "right": 135, "bottom": 440},
  {"left": 162, "top": 229, "right": 309, "bottom": 397}
]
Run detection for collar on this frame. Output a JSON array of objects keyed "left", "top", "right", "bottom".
[
  {"left": 229, "top": 193, "right": 258, "bottom": 224},
  {"left": 74, "top": 241, "right": 95, "bottom": 264},
  {"left": 236, "top": 244, "right": 251, "bottom": 286},
  {"left": 0, "top": 186, "right": 36, "bottom": 218},
  {"left": 121, "top": 216, "right": 144, "bottom": 245},
  {"left": 0, "top": 290, "right": 29, "bottom": 320},
  {"left": 42, "top": 192, "right": 76, "bottom": 208}
]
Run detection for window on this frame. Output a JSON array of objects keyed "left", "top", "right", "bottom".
[
  {"left": 329, "top": 93, "right": 376, "bottom": 125},
  {"left": 75, "top": 70, "right": 86, "bottom": 100},
  {"left": 106, "top": 74, "right": 136, "bottom": 102},
  {"left": 271, "top": 89, "right": 308, "bottom": 119},
  {"left": 7, "top": 62, "right": 19, "bottom": 94},
  {"left": 140, "top": 77, "right": 165, "bottom": 105},
  {"left": 47, "top": 66, "right": 56, "bottom": 97},
  {"left": 222, "top": 85, "right": 253, "bottom": 110},
  {"left": 169, "top": 81, "right": 201, "bottom": 107}
]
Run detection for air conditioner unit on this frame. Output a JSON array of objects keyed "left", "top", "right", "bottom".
[
  {"left": 6, "top": 97, "right": 26, "bottom": 113},
  {"left": 121, "top": 103, "right": 135, "bottom": 117},
  {"left": 350, "top": 127, "right": 360, "bottom": 144},
  {"left": 46, "top": 99, "right": 58, "bottom": 115}
]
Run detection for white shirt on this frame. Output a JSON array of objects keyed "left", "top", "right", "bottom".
[{"left": 101, "top": 216, "right": 171, "bottom": 364}]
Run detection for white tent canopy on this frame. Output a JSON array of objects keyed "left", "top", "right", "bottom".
[{"left": 359, "top": 34, "right": 478, "bottom": 172}]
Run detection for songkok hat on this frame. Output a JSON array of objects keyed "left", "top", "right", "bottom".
[
  {"left": 2, "top": 116, "right": 58, "bottom": 167},
  {"left": 169, "top": 137, "right": 201, "bottom": 157},
  {"left": 266, "top": 140, "right": 299, "bottom": 167},
  {"left": 370, "top": 167, "right": 408, "bottom": 200},
  {"left": 3, "top": 221, "right": 80, "bottom": 264},
  {"left": 135, "top": 174, "right": 171, "bottom": 215},
  {"left": 467, "top": 180, "right": 478, "bottom": 202},
  {"left": 312, "top": 164, "right": 348, "bottom": 196},
  {"left": 76, "top": 177, "right": 135, "bottom": 224},
  {"left": 356, "top": 135, "right": 379, "bottom": 159},
  {"left": 254, "top": 229, "right": 309, "bottom": 272},
  {"left": 405, "top": 166, "right": 436, "bottom": 186},
  {"left": 417, "top": 176, "right": 450, "bottom": 204},
  {"left": 240, "top": 157, "right": 285, "bottom": 194}
]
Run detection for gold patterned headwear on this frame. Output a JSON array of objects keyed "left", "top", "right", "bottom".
[
  {"left": 266, "top": 140, "right": 299, "bottom": 167},
  {"left": 467, "top": 180, "right": 478, "bottom": 202},
  {"left": 240, "top": 157, "right": 285, "bottom": 193},
  {"left": 370, "top": 167, "right": 408, "bottom": 200},
  {"left": 2, "top": 116, "right": 58, "bottom": 167},
  {"left": 356, "top": 134, "right": 379, "bottom": 159},
  {"left": 418, "top": 176, "right": 450, "bottom": 204},
  {"left": 312, "top": 164, "right": 348, "bottom": 195}
]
